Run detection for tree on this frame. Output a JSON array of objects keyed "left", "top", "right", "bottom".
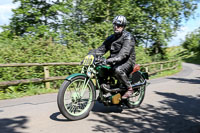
[
  {"left": 60, "top": 0, "right": 198, "bottom": 49},
  {"left": 9, "top": 0, "right": 60, "bottom": 37},
  {"left": 2, "top": 0, "right": 199, "bottom": 51},
  {"left": 182, "top": 28, "right": 200, "bottom": 53}
]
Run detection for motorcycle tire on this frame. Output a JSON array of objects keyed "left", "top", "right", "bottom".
[
  {"left": 57, "top": 76, "right": 95, "bottom": 121},
  {"left": 126, "top": 71, "right": 146, "bottom": 108}
]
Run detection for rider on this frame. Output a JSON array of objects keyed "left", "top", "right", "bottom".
[{"left": 92, "top": 15, "right": 135, "bottom": 99}]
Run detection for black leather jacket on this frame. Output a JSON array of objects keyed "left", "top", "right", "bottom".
[{"left": 95, "top": 30, "right": 135, "bottom": 65}]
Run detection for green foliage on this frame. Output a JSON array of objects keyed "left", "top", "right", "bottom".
[
  {"left": 0, "top": 35, "right": 183, "bottom": 99},
  {"left": 135, "top": 46, "right": 152, "bottom": 63},
  {"left": 2, "top": 0, "right": 198, "bottom": 49},
  {"left": 164, "top": 45, "right": 200, "bottom": 65},
  {"left": 0, "top": 36, "right": 84, "bottom": 93},
  {"left": 0, "top": 35, "right": 150, "bottom": 76},
  {"left": 182, "top": 53, "right": 200, "bottom": 64},
  {"left": 8, "top": 0, "right": 61, "bottom": 37},
  {"left": 179, "top": 25, "right": 200, "bottom": 64},
  {"left": 182, "top": 28, "right": 200, "bottom": 54},
  {"left": 165, "top": 46, "right": 185, "bottom": 59}
]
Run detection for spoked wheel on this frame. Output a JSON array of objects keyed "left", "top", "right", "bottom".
[
  {"left": 126, "top": 71, "right": 146, "bottom": 108},
  {"left": 57, "top": 76, "right": 95, "bottom": 120}
]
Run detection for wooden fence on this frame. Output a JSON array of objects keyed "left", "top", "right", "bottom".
[{"left": 0, "top": 60, "right": 179, "bottom": 88}]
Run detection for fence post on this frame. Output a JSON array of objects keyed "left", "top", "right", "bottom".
[
  {"left": 175, "top": 60, "right": 178, "bottom": 70},
  {"left": 168, "top": 62, "right": 170, "bottom": 68},
  {"left": 145, "top": 66, "right": 149, "bottom": 73},
  {"left": 44, "top": 66, "right": 50, "bottom": 89},
  {"left": 160, "top": 64, "right": 163, "bottom": 70}
]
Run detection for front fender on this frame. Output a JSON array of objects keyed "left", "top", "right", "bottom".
[
  {"left": 65, "top": 73, "right": 96, "bottom": 97},
  {"left": 66, "top": 73, "right": 87, "bottom": 81}
]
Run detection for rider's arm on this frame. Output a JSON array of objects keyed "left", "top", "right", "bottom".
[{"left": 89, "top": 35, "right": 113, "bottom": 56}]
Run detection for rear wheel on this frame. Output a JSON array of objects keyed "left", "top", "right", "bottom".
[
  {"left": 126, "top": 71, "right": 146, "bottom": 108},
  {"left": 57, "top": 76, "right": 95, "bottom": 120}
]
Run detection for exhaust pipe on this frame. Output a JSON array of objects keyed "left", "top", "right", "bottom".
[{"left": 132, "top": 80, "right": 146, "bottom": 88}]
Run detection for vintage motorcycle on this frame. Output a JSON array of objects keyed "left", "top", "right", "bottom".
[{"left": 57, "top": 53, "right": 148, "bottom": 121}]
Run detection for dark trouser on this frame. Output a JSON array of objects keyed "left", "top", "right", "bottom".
[{"left": 112, "top": 62, "right": 134, "bottom": 88}]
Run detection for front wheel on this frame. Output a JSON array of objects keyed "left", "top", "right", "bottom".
[
  {"left": 126, "top": 71, "right": 146, "bottom": 108},
  {"left": 57, "top": 76, "right": 95, "bottom": 120}
]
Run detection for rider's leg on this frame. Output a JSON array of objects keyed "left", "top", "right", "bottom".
[{"left": 113, "top": 63, "right": 134, "bottom": 99}]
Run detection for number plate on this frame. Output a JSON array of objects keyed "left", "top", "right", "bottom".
[{"left": 82, "top": 55, "right": 94, "bottom": 66}]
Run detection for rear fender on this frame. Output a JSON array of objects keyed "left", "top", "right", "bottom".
[
  {"left": 131, "top": 64, "right": 148, "bottom": 80},
  {"left": 138, "top": 71, "right": 149, "bottom": 80}
]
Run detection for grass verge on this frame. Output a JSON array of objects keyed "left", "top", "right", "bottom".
[
  {"left": 149, "top": 63, "right": 182, "bottom": 79},
  {"left": 0, "top": 88, "right": 58, "bottom": 100}
]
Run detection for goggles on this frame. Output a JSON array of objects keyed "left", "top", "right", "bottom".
[{"left": 113, "top": 23, "right": 124, "bottom": 28}]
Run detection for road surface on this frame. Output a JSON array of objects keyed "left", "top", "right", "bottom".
[{"left": 0, "top": 62, "right": 200, "bottom": 133}]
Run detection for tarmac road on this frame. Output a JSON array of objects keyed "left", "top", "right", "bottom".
[{"left": 0, "top": 62, "right": 200, "bottom": 133}]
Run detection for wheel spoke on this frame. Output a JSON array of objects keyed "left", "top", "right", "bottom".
[
  {"left": 63, "top": 78, "right": 93, "bottom": 116},
  {"left": 128, "top": 76, "right": 146, "bottom": 106},
  {"left": 66, "top": 100, "right": 88, "bottom": 114}
]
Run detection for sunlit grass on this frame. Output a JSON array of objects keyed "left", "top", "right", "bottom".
[
  {"left": 0, "top": 88, "right": 58, "bottom": 100},
  {"left": 149, "top": 63, "right": 182, "bottom": 79}
]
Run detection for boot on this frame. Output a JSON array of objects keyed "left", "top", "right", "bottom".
[{"left": 122, "top": 87, "right": 134, "bottom": 99}]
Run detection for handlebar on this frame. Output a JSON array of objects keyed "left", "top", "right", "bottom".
[
  {"left": 82, "top": 53, "right": 110, "bottom": 66},
  {"left": 94, "top": 55, "right": 107, "bottom": 65}
]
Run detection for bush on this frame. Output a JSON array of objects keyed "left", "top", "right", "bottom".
[{"left": 0, "top": 35, "right": 152, "bottom": 93}]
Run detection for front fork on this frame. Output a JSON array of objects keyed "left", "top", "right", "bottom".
[{"left": 78, "top": 78, "right": 90, "bottom": 98}]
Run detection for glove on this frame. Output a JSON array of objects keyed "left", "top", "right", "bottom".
[{"left": 106, "top": 58, "right": 115, "bottom": 65}]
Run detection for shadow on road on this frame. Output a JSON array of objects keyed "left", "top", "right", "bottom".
[
  {"left": 88, "top": 92, "right": 200, "bottom": 133},
  {"left": 0, "top": 116, "right": 28, "bottom": 133},
  {"left": 167, "top": 77, "right": 200, "bottom": 84},
  {"left": 50, "top": 112, "right": 71, "bottom": 122},
  {"left": 50, "top": 102, "right": 123, "bottom": 122},
  {"left": 92, "top": 102, "right": 123, "bottom": 113}
]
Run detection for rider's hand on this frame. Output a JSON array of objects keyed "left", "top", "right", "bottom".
[{"left": 107, "top": 58, "right": 115, "bottom": 65}]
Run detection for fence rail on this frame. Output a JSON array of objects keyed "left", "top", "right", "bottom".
[
  {"left": 0, "top": 60, "right": 179, "bottom": 88},
  {"left": 0, "top": 62, "right": 80, "bottom": 67}
]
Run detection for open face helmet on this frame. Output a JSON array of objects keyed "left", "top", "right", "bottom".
[{"left": 112, "top": 15, "right": 127, "bottom": 27}]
